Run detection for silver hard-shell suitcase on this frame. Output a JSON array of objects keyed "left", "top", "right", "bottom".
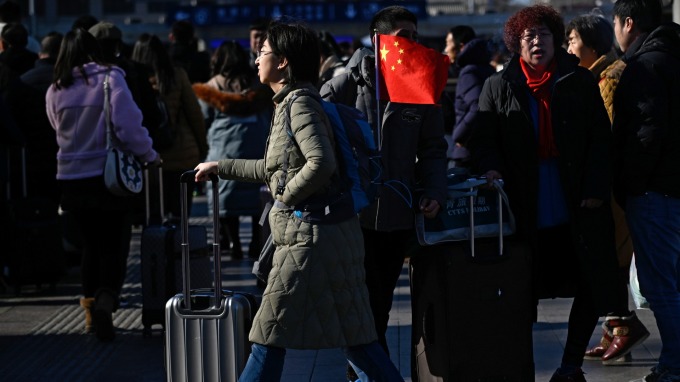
[{"left": 165, "top": 170, "right": 255, "bottom": 382}]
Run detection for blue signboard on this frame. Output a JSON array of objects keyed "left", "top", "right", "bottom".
[{"left": 167, "top": 1, "right": 427, "bottom": 27}]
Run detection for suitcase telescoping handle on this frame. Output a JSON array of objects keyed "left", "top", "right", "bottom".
[
  {"left": 450, "top": 178, "right": 509, "bottom": 257},
  {"left": 143, "top": 163, "right": 164, "bottom": 226},
  {"left": 179, "top": 170, "right": 220, "bottom": 310},
  {"left": 468, "top": 179, "right": 505, "bottom": 257}
]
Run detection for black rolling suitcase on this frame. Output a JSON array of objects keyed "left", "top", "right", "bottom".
[
  {"left": 2, "top": 147, "right": 65, "bottom": 295},
  {"left": 140, "top": 165, "right": 212, "bottom": 336},
  {"left": 410, "top": 179, "right": 534, "bottom": 382}
]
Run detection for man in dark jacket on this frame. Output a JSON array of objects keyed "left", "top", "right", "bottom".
[
  {"left": 0, "top": 23, "right": 36, "bottom": 76},
  {"left": 13, "top": 32, "right": 62, "bottom": 203},
  {"left": 612, "top": 0, "right": 680, "bottom": 381},
  {"left": 320, "top": 5, "right": 447, "bottom": 381}
]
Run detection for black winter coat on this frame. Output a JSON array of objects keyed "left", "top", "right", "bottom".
[
  {"left": 470, "top": 49, "right": 619, "bottom": 313},
  {"left": 613, "top": 23, "right": 680, "bottom": 204}
]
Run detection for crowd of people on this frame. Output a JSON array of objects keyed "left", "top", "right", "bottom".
[{"left": 1, "top": 0, "right": 679, "bottom": 381}]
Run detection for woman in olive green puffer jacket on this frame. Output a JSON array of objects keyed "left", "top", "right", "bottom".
[{"left": 194, "top": 21, "right": 403, "bottom": 382}]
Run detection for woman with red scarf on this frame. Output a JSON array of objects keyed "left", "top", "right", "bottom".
[{"left": 469, "top": 5, "right": 620, "bottom": 381}]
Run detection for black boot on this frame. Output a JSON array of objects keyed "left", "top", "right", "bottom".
[
  {"left": 226, "top": 216, "right": 242, "bottom": 259},
  {"left": 93, "top": 288, "right": 117, "bottom": 342}
]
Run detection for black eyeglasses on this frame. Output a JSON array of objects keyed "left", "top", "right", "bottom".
[
  {"left": 521, "top": 30, "right": 552, "bottom": 43},
  {"left": 257, "top": 50, "right": 275, "bottom": 58}
]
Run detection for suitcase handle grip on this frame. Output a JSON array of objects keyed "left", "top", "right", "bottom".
[
  {"left": 179, "top": 170, "right": 218, "bottom": 184},
  {"left": 180, "top": 170, "right": 220, "bottom": 310}
]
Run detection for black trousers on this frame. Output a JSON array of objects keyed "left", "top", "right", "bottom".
[
  {"left": 61, "top": 177, "right": 132, "bottom": 299},
  {"left": 362, "top": 228, "right": 413, "bottom": 354},
  {"left": 536, "top": 224, "right": 599, "bottom": 368}
]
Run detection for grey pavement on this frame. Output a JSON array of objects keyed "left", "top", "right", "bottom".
[{"left": 0, "top": 196, "right": 662, "bottom": 382}]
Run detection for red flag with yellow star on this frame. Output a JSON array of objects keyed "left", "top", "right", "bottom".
[{"left": 377, "top": 34, "right": 450, "bottom": 105}]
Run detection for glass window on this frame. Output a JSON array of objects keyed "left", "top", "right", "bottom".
[
  {"left": 103, "top": 0, "right": 135, "bottom": 14},
  {"left": 15, "top": 0, "right": 46, "bottom": 17},
  {"left": 148, "top": 1, "right": 174, "bottom": 13},
  {"left": 56, "top": 0, "right": 89, "bottom": 16}
]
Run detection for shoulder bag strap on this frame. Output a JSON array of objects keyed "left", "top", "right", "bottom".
[{"left": 103, "top": 69, "right": 113, "bottom": 149}]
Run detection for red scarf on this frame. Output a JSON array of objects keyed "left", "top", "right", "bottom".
[{"left": 520, "top": 59, "right": 558, "bottom": 159}]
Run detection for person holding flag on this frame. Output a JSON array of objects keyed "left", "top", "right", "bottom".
[{"left": 320, "top": 5, "right": 449, "bottom": 381}]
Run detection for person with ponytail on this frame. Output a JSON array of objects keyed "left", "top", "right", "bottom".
[{"left": 468, "top": 5, "right": 620, "bottom": 381}]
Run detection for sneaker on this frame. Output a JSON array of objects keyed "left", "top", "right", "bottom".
[
  {"left": 602, "top": 313, "right": 650, "bottom": 365},
  {"left": 549, "top": 367, "right": 587, "bottom": 382}
]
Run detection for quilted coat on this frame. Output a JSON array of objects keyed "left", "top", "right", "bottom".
[
  {"left": 215, "top": 83, "right": 377, "bottom": 349},
  {"left": 469, "top": 49, "right": 620, "bottom": 315},
  {"left": 589, "top": 49, "right": 626, "bottom": 123}
]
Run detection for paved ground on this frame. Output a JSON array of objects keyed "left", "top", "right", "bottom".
[{"left": 0, "top": 196, "right": 662, "bottom": 382}]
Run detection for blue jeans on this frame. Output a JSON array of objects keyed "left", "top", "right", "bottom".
[
  {"left": 238, "top": 342, "right": 404, "bottom": 382},
  {"left": 627, "top": 192, "right": 680, "bottom": 375}
]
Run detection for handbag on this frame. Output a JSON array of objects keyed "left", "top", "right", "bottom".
[
  {"left": 415, "top": 177, "right": 516, "bottom": 246},
  {"left": 102, "top": 70, "right": 143, "bottom": 196}
]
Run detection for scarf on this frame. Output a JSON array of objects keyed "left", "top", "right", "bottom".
[{"left": 520, "top": 58, "right": 558, "bottom": 159}]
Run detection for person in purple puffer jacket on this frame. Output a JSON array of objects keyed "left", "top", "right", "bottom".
[
  {"left": 46, "top": 28, "right": 160, "bottom": 342},
  {"left": 448, "top": 37, "right": 495, "bottom": 169}
]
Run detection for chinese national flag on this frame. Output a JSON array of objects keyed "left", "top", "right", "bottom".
[{"left": 377, "top": 34, "right": 450, "bottom": 105}]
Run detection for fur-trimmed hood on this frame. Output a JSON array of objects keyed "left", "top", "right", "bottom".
[{"left": 193, "top": 78, "right": 273, "bottom": 116}]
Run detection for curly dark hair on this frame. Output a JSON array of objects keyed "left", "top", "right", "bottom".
[{"left": 504, "top": 4, "right": 564, "bottom": 54}]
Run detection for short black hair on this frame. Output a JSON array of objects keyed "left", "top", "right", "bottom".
[
  {"left": 1, "top": 22, "right": 27, "bottom": 48},
  {"left": 211, "top": 40, "right": 253, "bottom": 79},
  {"left": 566, "top": 14, "right": 614, "bottom": 56},
  {"left": 71, "top": 15, "right": 99, "bottom": 32},
  {"left": 449, "top": 25, "right": 476, "bottom": 46},
  {"left": 171, "top": 20, "right": 195, "bottom": 44},
  {"left": 264, "top": 21, "right": 320, "bottom": 85},
  {"left": 318, "top": 30, "right": 341, "bottom": 59},
  {"left": 613, "top": 0, "right": 662, "bottom": 33},
  {"left": 40, "top": 32, "right": 63, "bottom": 60},
  {"left": 249, "top": 17, "right": 271, "bottom": 32},
  {"left": 369, "top": 6, "right": 417, "bottom": 39}
]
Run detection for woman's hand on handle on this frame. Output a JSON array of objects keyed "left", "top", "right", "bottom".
[{"left": 194, "top": 161, "right": 219, "bottom": 182}]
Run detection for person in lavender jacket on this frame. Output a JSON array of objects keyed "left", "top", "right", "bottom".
[{"left": 46, "top": 28, "right": 159, "bottom": 342}]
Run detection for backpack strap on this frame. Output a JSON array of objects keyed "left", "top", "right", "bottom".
[{"left": 276, "top": 89, "right": 319, "bottom": 196}]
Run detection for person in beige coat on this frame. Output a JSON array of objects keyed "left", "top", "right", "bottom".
[
  {"left": 132, "top": 33, "right": 207, "bottom": 220},
  {"left": 194, "top": 21, "right": 403, "bottom": 382}
]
